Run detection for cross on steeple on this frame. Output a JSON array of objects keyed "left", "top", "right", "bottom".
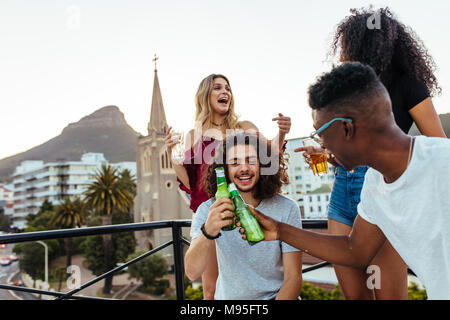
[
  {"left": 152, "top": 54, "right": 159, "bottom": 71},
  {"left": 148, "top": 55, "right": 168, "bottom": 136}
]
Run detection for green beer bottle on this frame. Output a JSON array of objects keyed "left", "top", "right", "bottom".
[
  {"left": 215, "top": 167, "right": 236, "bottom": 231},
  {"left": 228, "top": 183, "right": 265, "bottom": 245}
]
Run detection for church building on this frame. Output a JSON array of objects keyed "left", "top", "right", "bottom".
[{"left": 134, "top": 58, "right": 192, "bottom": 263}]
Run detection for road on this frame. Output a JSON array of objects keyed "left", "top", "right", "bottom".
[{"left": 0, "top": 243, "right": 38, "bottom": 300}]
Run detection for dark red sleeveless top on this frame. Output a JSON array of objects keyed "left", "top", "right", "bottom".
[{"left": 177, "top": 137, "right": 219, "bottom": 212}]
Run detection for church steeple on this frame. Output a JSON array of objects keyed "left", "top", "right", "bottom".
[{"left": 147, "top": 54, "right": 168, "bottom": 136}]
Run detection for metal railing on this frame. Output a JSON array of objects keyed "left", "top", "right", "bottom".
[{"left": 0, "top": 219, "right": 329, "bottom": 300}]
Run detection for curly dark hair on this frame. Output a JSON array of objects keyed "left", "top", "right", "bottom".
[
  {"left": 201, "top": 131, "right": 289, "bottom": 200},
  {"left": 329, "top": 7, "right": 441, "bottom": 96},
  {"left": 308, "top": 62, "right": 381, "bottom": 113}
]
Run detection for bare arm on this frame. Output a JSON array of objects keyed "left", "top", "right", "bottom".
[
  {"left": 409, "top": 98, "right": 446, "bottom": 138},
  {"left": 184, "top": 198, "right": 235, "bottom": 280},
  {"left": 184, "top": 233, "right": 216, "bottom": 281},
  {"left": 165, "top": 127, "right": 194, "bottom": 189},
  {"left": 172, "top": 164, "right": 190, "bottom": 190},
  {"left": 201, "top": 243, "right": 219, "bottom": 300},
  {"left": 271, "top": 113, "right": 291, "bottom": 152},
  {"left": 243, "top": 208, "right": 387, "bottom": 269},
  {"left": 239, "top": 115, "right": 291, "bottom": 153},
  {"left": 276, "top": 251, "right": 303, "bottom": 300}
]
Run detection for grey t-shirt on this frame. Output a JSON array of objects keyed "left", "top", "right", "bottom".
[{"left": 191, "top": 194, "right": 302, "bottom": 300}]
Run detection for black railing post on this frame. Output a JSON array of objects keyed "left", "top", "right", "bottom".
[{"left": 172, "top": 221, "right": 186, "bottom": 300}]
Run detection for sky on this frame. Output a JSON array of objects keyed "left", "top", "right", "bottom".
[{"left": 1, "top": 0, "right": 450, "bottom": 160}]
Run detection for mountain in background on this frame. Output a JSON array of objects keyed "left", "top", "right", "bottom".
[
  {"left": 409, "top": 113, "right": 450, "bottom": 137},
  {"left": 0, "top": 106, "right": 140, "bottom": 183}
]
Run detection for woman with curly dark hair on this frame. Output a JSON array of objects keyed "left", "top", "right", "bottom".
[{"left": 299, "top": 7, "right": 446, "bottom": 300}]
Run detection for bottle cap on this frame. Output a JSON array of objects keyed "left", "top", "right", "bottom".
[
  {"left": 228, "top": 183, "right": 239, "bottom": 196},
  {"left": 215, "top": 167, "right": 225, "bottom": 177}
]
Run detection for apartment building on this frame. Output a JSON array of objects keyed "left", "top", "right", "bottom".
[
  {"left": 282, "top": 138, "right": 335, "bottom": 219},
  {"left": 303, "top": 185, "right": 332, "bottom": 219},
  {"left": 0, "top": 184, "right": 14, "bottom": 217},
  {"left": 11, "top": 153, "right": 136, "bottom": 230}
]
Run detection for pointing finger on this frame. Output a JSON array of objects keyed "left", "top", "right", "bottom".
[{"left": 294, "top": 147, "right": 307, "bottom": 153}]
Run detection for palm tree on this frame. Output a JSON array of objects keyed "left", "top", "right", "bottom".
[
  {"left": 118, "top": 169, "right": 137, "bottom": 216},
  {"left": 51, "top": 196, "right": 87, "bottom": 268},
  {"left": 83, "top": 164, "right": 135, "bottom": 295},
  {"left": 118, "top": 169, "right": 136, "bottom": 195}
]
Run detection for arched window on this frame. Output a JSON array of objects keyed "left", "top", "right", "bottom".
[
  {"left": 147, "top": 154, "right": 151, "bottom": 172},
  {"left": 165, "top": 150, "right": 169, "bottom": 169},
  {"left": 142, "top": 149, "right": 151, "bottom": 174},
  {"left": 160, "top": 149, "right": 173, "bottom": 170}
]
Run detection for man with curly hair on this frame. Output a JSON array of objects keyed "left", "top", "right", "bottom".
[
  {"left": 244, "top": 62, "right": 450, "bottom": 300},
  {"left": 184, "top": 132, "right": 303, "bottom": 300}
]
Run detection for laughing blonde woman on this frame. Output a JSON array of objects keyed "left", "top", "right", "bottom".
[{"left": 165, "top": 73, "right": 291, "bottom": 299}]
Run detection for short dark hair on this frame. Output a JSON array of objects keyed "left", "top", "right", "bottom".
[
  {"left": 201, "top": 131, "right": 289, "bottom": 200},
  {"left": 308, "top": 62, "right": 385, "bottom": 116}
]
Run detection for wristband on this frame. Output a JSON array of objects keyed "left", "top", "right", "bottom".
[{"left": 201, "top": 223, "right": 221, "bottom": 240}]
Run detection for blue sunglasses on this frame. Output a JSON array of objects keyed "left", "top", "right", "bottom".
[{"left": 310, "top": 117, "right": 353, "bottom": 140}]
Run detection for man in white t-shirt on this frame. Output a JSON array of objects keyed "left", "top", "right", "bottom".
[{"left": 241, "top": 62, "right": 450, "bottom": 299}]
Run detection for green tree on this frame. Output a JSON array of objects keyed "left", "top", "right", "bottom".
[
  {"left": 118, "top": 169, "right": 137, "bottom": 199},
  {"left": 80, "top": 235, "right": 104, "bottom": 277},
  {"left": 185, "top": 285, "right": 204, "bottom": 300},
  {"left": 38, "top": 199, "right": 54, "bottom": 214},
  {"left": 80, "top": 211, "right": 137, "bottom": 289},
  {"left": 23, "top": 201, "right": 69, "bottom": 259},
  {"left": 14, "top": 205, "right": 60, "bottom": 265},
  {"left": 84, "top": 164, "right": 135, "bottom": 294},
  {"left": 181, "top": 275, "right": 204, "bottom": 300},
  {"left": 19, "top": 243, "right": 44, "bottom": 281},
  {"left": 299, "top": 281, "right": 427, "bottom": 300},
  {"left": 0, "top": 207, "right": 11, "bottom": 232},
  {"left": 300, "top": 282, "right": 344, "bottom": 300},
  {"left": 127, "top": 251, "right": 168, "bottom": 290},
  {"left": 51, "top": 196, "right": 87, "bottom": 267},
  {"left": 408, "top": 282, "right": 427, "bottom": 300},
  {"left": 53, "top": 266, "right": 68, "bottom": 292},
  {"left": 25, "top": 211, "right": 55, "bottom": 231},
  {"left": 17, "top": 242, "right": 57, "bottom": 286}
]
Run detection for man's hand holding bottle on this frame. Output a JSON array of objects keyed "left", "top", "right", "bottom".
[{"left": 204, "top": 198, "right": 236, "bottom": 238}]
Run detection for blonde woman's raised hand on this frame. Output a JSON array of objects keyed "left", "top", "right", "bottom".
[
  {"left": 272, "top": 113, "right": 291, "bottom": 135},
  {"left": 164, "top": 126, "right": 180, "bottom": 154}
]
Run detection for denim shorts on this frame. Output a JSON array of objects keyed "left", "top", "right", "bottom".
[{"left": 327, "top": 164, "right": 369, "bottom": 227}]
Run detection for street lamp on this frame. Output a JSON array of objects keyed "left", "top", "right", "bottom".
[{"left": 36, "top": 241, "right": 48, "bottom": 287}]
